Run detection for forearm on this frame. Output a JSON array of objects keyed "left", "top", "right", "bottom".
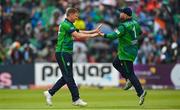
[
  {"left": 104, "top": 32, "right": 118, "bottom": 40},
  {"left": 79, "top": 30, "right": 96, "bottom": 34},
  {"left": 75, "top": 32, "right": 98, "bottom": 39}
]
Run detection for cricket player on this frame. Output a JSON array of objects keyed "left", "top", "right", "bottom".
[
  {"left": 99, "top": 7, "right": 147, "bottom": 105},
  {"left": 44, "top": 7, "right": 101, "bottom": 106}
]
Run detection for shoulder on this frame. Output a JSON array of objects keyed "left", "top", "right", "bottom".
[
  {"left": 119, "top": 23, "right": 126, "bottom": 28},
  {"left": 132, "top": 19, "right": 140, "bottom": 26},
  {"left": 61, "top": 21, "right": 70, "bottom": 27},
  {"left": 114, "top": 23, "right": 126, "bottom": 35},
  {"left": 133, "top": 20, "right": 141, "bottom": 28},
  {"left": 124, "top": 19, "right": 140, "bottom": 28},
  {"left": 117, "top": 23, "right": 126, "bottom": 31},
  {"left": 60, "top": 21, "right": 73, "bottom": 30}
]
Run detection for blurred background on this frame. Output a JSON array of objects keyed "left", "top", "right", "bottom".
[{"left": 0, "top": 0, "right": 180, "bottom": 89}]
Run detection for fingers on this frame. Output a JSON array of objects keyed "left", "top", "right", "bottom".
[
  {"left": 96, "top": 24, "right": 102, "bottom": 30},
  {"left": 94, "top": 24, "right": 103, "bottom": 33},
  {"left": 97, "top": 31, "right": 104, "bottom": 37},
  {"left": 93, "top": 24, "right": 104, "bottom": 37}
]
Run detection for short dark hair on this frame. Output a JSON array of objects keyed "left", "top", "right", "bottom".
[
  {"left": 66, "top": 8, "right": 79, "bottom": 16},
  {"left": 118, "top": 7, "right": 132, "bottom": 16}
]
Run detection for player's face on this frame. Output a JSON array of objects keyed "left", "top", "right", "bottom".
[
  {"left": 71, "top": 13, "right": 79, "bottom": 23},
  {"left": 120, "top": 13, "right": 126, "bottom": 20}
]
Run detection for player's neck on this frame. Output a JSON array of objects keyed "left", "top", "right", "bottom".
[
  {"left": 66, "top": 17, "right": 73, "bottom": 23},
  {"left": 123, "top": 17, "right": 132, "bottom": 22}
]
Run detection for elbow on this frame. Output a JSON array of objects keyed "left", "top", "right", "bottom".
[
  {"left": 73, "top": 35, "right": 79, "bottom": 39},
  {"left": 72, "top": 32, "right": 88, "bottom": 39}
]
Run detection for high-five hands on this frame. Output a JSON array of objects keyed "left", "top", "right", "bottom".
[
  {"left": 93, "top": 24, "right": 105, "bottom": 37},
  {"left": 94, "top": 24, "right": 102, "bottom": 33},
  {"left": 98, "top": 31, "right": 104, "bottom": 37}
]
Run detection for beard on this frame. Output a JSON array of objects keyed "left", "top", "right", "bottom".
[{"left": 120, "top": 17, "right": 126, "bottom": 21}]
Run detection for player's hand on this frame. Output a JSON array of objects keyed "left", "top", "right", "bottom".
[
  {"left": 98, "top": 31, "right": 104, "bottom": 37},
  {"left": 94, "top": 24, "right": 102, "bottom": 33}
]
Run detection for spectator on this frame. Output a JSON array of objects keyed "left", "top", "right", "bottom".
[
  {"left": 23, "top": 44, "right": 34, "bottom": 63},
  {"left": 10, "top": 41, "right": 22, "bottom": 64}
]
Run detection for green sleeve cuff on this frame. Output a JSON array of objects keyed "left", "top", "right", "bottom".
[{"left": 104, "top": 34, "right": 107, "bottom": 38}]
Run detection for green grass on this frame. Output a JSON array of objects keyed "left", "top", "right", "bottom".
[{"left": 0, "top": 88, "right": 180, "bottom": 110}]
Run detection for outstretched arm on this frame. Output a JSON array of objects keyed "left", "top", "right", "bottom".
[
  {"left": 72, "top": 31, "right": 100, "bottom": 39},
  {"left": 99, "top": 32, "right": 118, "bottom": 40},
  {"left": 79, "top": 30, "right": 96, "bottom": 34},
  {"left": 79, "top": 24, "right": 102, "bottom": 34},
  {"left": 99, "top": 24, "right": 125, "bottom": 40}
]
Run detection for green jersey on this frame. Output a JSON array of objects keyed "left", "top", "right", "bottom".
[
  {"left": 56, "top": 19, "right": 78, "bottom": 53},
  {"left": 104, "top": 19, "right": 142, "bottom": 61}
]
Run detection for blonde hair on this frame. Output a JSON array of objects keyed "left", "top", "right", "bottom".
[{"left": 66, "top": 7, "right": 79, "bottom": 16}]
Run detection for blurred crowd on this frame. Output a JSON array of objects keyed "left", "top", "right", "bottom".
[{"left": 0, "top": 0, "right": 180, "bottom": 65}]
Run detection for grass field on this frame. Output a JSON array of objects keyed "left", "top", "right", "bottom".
[{"left": 0, "top": 88, "right": 180, "bottom": 110}]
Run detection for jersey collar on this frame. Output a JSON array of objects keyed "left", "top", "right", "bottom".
[
  {"left": 123, "top": 18, "right": 132, "bottom": 22},
  {"left": 65, "top": 18, "right": 73, "bottom": 24}
]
